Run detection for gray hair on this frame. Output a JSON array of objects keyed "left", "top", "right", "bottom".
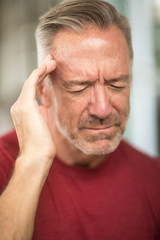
[{"left": 35, "top": 0, "right": 133, "bottom": 65}]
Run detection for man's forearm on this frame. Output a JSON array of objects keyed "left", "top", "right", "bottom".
[
  {"left": 0, "top": 56, "right": 56, "bottom": 240},
  {"left": 0, "top": 154, "right": 51, "bottom": 240}
]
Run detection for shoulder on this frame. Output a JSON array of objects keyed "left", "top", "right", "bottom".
[
  {"left": 0, "top": 129, "right": 19, "bottom": 158},
  {"left": 119, "top": 140, "right": 160, "bottom": 172},
  {"left": 119, "top": 140, "right": 160, "bottom": 221},
  {"left": 0, "top": 130, "right": 19, "bottom": 193},
  {"left": 119, "top": 140, "right": 160, "bottom": 185}
]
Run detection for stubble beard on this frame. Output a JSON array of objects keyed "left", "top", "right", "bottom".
[{"left": 55, "top": 111, "right": 130, "bottom": 156}]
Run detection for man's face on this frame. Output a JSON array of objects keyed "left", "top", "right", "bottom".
[{"left": 48, "top": 25, "right": 132, "bottom": 155}]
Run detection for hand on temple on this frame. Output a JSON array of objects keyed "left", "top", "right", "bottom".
[
  {"left": 10, "top": 55, "right": 57, "bottom": 167},
  {"left": 0, "top": 56, "right": 57, "bottom": 240}
]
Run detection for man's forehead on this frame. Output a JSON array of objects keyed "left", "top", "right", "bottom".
[
  {"left": 53, "top": 56, "right": 99, "bottom": 82},
  {"left": 52, "top": 25, "right": 127, "bottom": 58},
  {"left": 51, "top": 25, "right": 131, "bottom": 81}
]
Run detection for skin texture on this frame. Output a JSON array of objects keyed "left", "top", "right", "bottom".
[{"left": 40, "top": 25, "right": 132, "bottom": 167}]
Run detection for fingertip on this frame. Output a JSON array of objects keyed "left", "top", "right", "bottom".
[
  {"left": 39, "top": 63, "right": 47, "bottom": 74},
  {"left": 44, "top": 55, "right": 52, "bottom": 61},
  {"left": 44, "top": 54, "right": 54, "bottom": 62},
  {"left": 46, "top": 59, "right": 56, "bottom": 72}
]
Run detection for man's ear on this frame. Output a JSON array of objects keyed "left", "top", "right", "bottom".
[{"left": 38, "top": 79, "right": 53, "bottom": 107}]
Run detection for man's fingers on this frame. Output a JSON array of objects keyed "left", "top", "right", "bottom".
[
  {"left": 18, "top": 55, "right": 56, "bottom": 101},
  {"left": 27, "top": 56, "right": 56, "bottom": 88}
]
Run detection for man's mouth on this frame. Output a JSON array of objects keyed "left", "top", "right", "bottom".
[
  {"left": 84, "top": 125, "right": 114, "bottom": 130},
  {"left": 78, "top": 115, "right": 121, "bottom": 131}
]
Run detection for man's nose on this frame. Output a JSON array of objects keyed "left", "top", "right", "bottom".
[{"left": 88, "top": 83, "right": 112, "bottom": 119}]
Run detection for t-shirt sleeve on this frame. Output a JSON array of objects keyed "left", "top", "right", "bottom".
[
  {"left": 0, "top": 146, "right": 15, "bottom": 194},
  {"left": 142, "top": 157, "right": 160, "bottom": 229},
  {"left": 0, "top": 131, "right": 18, "bottom": 194},
  {"left": 121, "top": 140, "right": 160, "bottom": 232}
]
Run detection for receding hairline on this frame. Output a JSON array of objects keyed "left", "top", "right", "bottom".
[
  {"left": 51, "top": 23, "right": 131, "bottom": 55},
  {"left": 35, "top": 0, "right": 133, "bottom": 64}
]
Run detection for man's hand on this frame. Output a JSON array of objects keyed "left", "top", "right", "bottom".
[
  {"left": 11, "top": 55, "right": 56, "bottom": 167},
  {"left": 0, "top": 55, "right": 57, "bottom": 240}
]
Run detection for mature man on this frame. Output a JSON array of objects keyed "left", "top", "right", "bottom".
[{"left": 0, "top": 0, "right": 160, "bottom": 239}]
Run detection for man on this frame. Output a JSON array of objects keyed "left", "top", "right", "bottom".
[{"left": 0, "top": 0, "right": 160, "bottom": 239}]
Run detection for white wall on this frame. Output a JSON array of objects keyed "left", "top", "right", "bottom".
[{"left": 124, "top": 0, "right": 159, "bottom": 157}]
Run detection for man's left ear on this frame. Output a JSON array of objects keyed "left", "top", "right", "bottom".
[{"left": 38, "top": 79, "right": 53, "bottom": 107}]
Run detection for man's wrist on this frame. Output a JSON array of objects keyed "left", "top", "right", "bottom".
[{"left": 14, "top": 153, "right": 53, "bottom": 183}]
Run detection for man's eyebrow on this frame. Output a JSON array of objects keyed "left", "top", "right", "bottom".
[
  {"left": 63, "top": 80, "right": 92, "bottom": 87},
  {"left": 106, "top": 74, "right": 130, "bottom": 82}
]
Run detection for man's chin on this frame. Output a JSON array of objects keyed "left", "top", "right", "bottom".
[
  {"left": 70, "top": 134, "right": 122, "bottom": 156},
  {"left": 55, "top": 119, "right": 124, "bottom": 155}
]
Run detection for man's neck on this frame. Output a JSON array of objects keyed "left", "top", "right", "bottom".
[{"left": 53, "top": 130, "right": 108, "bottom": 169}]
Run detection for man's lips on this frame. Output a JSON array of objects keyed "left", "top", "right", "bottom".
[{"left": 81, "top": 125, "right": 115, "bottom": 130}]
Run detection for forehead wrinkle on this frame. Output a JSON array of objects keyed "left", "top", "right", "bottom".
[
  {"left": 52, "top": 26, "right": 131, "bottom": 84},
  {"left": 56, "top": 57, "right": 99, "bottom": 82}
]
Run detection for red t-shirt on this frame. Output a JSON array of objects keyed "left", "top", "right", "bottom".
[{"left": 0, "top": 130, "right": 160, "bottom": 240}]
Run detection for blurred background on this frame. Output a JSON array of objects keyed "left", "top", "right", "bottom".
[{"left": 0, "top": 0, "right": 159, "bottom": 157}]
